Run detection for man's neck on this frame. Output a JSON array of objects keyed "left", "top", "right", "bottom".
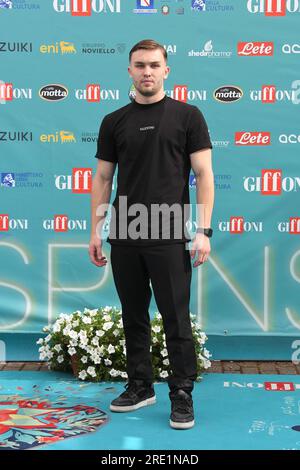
[{"left": 134, "top": 91, "right": 166, "bottom": 105}]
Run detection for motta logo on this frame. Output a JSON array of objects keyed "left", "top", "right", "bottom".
[
  {"left": 0, "top": 83, "right": 32, "bottom": 103},
  {"left": 75, "top": 85, "right": 120, "bottom": 101},
  {"left": 237, "top": 42, "right": 274, "bottom": 56},
  {"left": 0, "top": 215, "right": 29, "bottom": 231},
  {"left": 39, "top": 84, "right": 68, "bottom": 102},
  {"left": 52, "top": 0, "right": 122, "bottom": 15},
  {"left": 235, "top": 132, "right": 271, "bottom": 145},
  {"left": 224, "top": 381, "right": 300, "bottom": 391},
  {"left": 219, "top": 217, "right": 263, "bottom": 233},
  {"left": 55, "top": 168, "right": 92, "bottom": 193},
  {"left": 173, "top": 85, "right": 187, "bottom": 102},
  {"left": 43, "top": 216, "right": 87, "bottom": 231},
  {"left": 40, "top": 131, "right": 76, "bottom": 143},
  {"left": 214, "top": 86, "right": 243, "bottom": 103},
  {"left": 278, "top": 217, "right": 300, "bottom": 233},
  {"left": 247, "top": 0, "right": 300, "bottom": 15},
  {"left": 243, "top": 169, "right": 300, "bottom": 194}
]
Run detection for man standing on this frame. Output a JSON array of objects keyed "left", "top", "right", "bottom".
[{"left": 89, "top": 39, "right": 214, "bottom": 430}]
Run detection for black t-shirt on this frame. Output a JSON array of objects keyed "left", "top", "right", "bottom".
[{"left": 94, "top": 94, "right": 212, "bottom": 246}]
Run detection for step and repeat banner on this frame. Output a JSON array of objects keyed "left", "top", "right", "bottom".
[{"left": 0, "top": 1, "right": 300, "bottom": 358}]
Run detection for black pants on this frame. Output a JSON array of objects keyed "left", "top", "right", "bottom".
[{"left": 110, "top": 243, "right": 197, "bottom": 393}]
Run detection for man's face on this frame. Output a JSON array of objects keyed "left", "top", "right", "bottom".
[{"left": 128, "top": 48, "right": 170, "bottom": 97}]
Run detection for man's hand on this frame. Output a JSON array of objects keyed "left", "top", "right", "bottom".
[
  {"left": 190, "top": 233, "right": 211, "bottom": 268},
  {"left": 89, "top": 236, "right": 107, "bottom": 267}
]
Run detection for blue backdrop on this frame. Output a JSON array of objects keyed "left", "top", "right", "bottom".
[{"left": 1, "top": 0, "right": 300, "bottom": 360}]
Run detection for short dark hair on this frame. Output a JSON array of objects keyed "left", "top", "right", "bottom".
[{"left": 129, "top": 39, "right": 167, "bottom": 63}]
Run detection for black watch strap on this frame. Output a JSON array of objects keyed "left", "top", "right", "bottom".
[{"left": 196, "top": 227, "right": 213, "bottom": 238}]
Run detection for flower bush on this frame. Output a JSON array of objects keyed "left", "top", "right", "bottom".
[{"left": 37, "top": 307, "right": 211, "bottom": 382}]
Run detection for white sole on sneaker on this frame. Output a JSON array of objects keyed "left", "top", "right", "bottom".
[
  {"left": 169, "top": 419, "right": 195, "bottom": 430},
  {"left": 110, "top": 395, "right": 156, "bottom": 412}
]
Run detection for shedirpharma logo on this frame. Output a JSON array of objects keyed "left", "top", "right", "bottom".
[{"left": 53, "top": 0, "right": 121, "bottom": 14}]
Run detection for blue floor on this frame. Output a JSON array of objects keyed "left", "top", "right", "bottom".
[{"left": 1, "top": 371, "right": 300, "bottom": 450}]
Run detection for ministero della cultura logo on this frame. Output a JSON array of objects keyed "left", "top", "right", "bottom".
[
  {"left": 0, "top": 0, "right": 12, "bottom": 8},
  {"left": 52, "top": 0, "right": 122, "bottom": 15}
]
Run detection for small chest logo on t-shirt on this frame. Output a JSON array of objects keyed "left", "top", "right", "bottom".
[{"left": 140, "top": 126, "right": 155, "bottom": 132}]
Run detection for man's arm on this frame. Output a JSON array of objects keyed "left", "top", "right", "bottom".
[
  {"left": 189, "top": 148, "right": 214, "bottom": 267},
  {"left": 89, "top": 159, "right": 116, "bottom": 267}
]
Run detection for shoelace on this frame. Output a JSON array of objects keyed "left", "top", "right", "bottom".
[
  {"left": 120, "top": 382, "right": 139, "bottom": 399},
  {"left": 172, "top": 396, "right": 193, "bottom": 414}
]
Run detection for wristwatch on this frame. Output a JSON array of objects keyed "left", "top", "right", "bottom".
[{"left": 196, "top": 227, "right": 213, "bottom": 238}]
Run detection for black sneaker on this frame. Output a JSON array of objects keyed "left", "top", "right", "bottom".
[
  {"left": 110, "top": 380, "right": 156, "bottom": 412},
  {"left": 169, "top": 389, "right": 195, "bottom": 429}
]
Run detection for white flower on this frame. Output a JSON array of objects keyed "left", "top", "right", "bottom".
[
  {"left": 103, "top": 322, "right": 113, "bottom": 331},
  {"left": 91, "top": 355, "right": 101, "bottom": 364},
  {"left": 103, "top": 314, "right": 111, "bottom": 321},
  {"left": 119, "top": 340, "right": 126, "bottom": 346},
  {"left": 113, "top": 329, "right": 120, "bottom": 337},
  {"left": 153, "top": 337, "right": 158, "bottom": 344},
  {"left": 117, "top": 319, "right": 123, "bottom": 328},
  {"left": 203, "top": 348, "right": 211, "bottom": 358},
  {"left": 104, "top": 359, "right": 112, "bottom": 366},
  {"left": 109, "top": 369, "right": 119, "bottom": 377},
  {"left": 92, "top": 337, "right": 99, "bottom": 346},
  {"left": 82, "top": 316, "right": 92, "bottom": 324},
  {"left": 79, "top": 330, "right": 87, "bottom": 338},
  {"left": 156, "top": 313, "right": 162, "bottom": 320},
  {"left": 36, "top": 338, "right": 44, "bottom": 345},
  {"left": 79, "top": 340, "right": 88, "bottom": 348},
  {"left": 152, "top": 326, "right": 161, "bottom": 333},
  {"left": 160, "top": 371, "right": 169, "bottom": 378},
  {"left": 53, "top": 323, "right": 61, "bottom": 333},
  {"left": 121, "top": 372, "right": 128, "bottom": 379},
  {"left": 57, "top": 355, "right": 64, "bottom": 363},
  {"left": 67, "top": 347, "right": 76, "bottom": 356},
  {"left": 161, "top": 348, "right": 168, "bottom": 357},
  {"left": 87, "top": 366, "right": 96, "bottom": 377},
  {"left": 163, "top": 358, "right": 169, "bottom": 366},
  {"left": 47, "top": 351, "right": 54, "bottom": 359},
  {"left": 103, "top": 306, "right": 112, "bottom": 313},
  {"left": 53, "top": 344, "right": 62, "bottom": 353},
  {"left": 72, "top": 320, "right": 79, "bottom": 327},
  {"left": 81, "top": 356, "right": 88, "bottom": 363},
  {"left": 107, "top": 344, "right": 115, "bottom": 354},
  {"left": 69, "top": 339, "right": 78, "bottom": 347},
  {"left": 203, "top": 359, "right": 211, "bottom": 369},
  {"left": 68, "top": 330, "right": 78, "bottom": 339},
  {"left": 96, "top": 330, "right": 104, "bottom": 337},
  {"left": 97, "top": 346, "right": 105, "bottom": 356},
  {"left": 43, "top": 325, "right": 51, "bottom": 332},
  {"left": 79, "top": 370, "right": 87, "bottom": 380},
  {"left": 90, "top": 309, "right": 98, "bottom": 317},
  {"left": 44, "top": 334, "right": 52, "bottom": 343},
  {"left": 63, "top": 327, "right": 72, "bottom": 336}
]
